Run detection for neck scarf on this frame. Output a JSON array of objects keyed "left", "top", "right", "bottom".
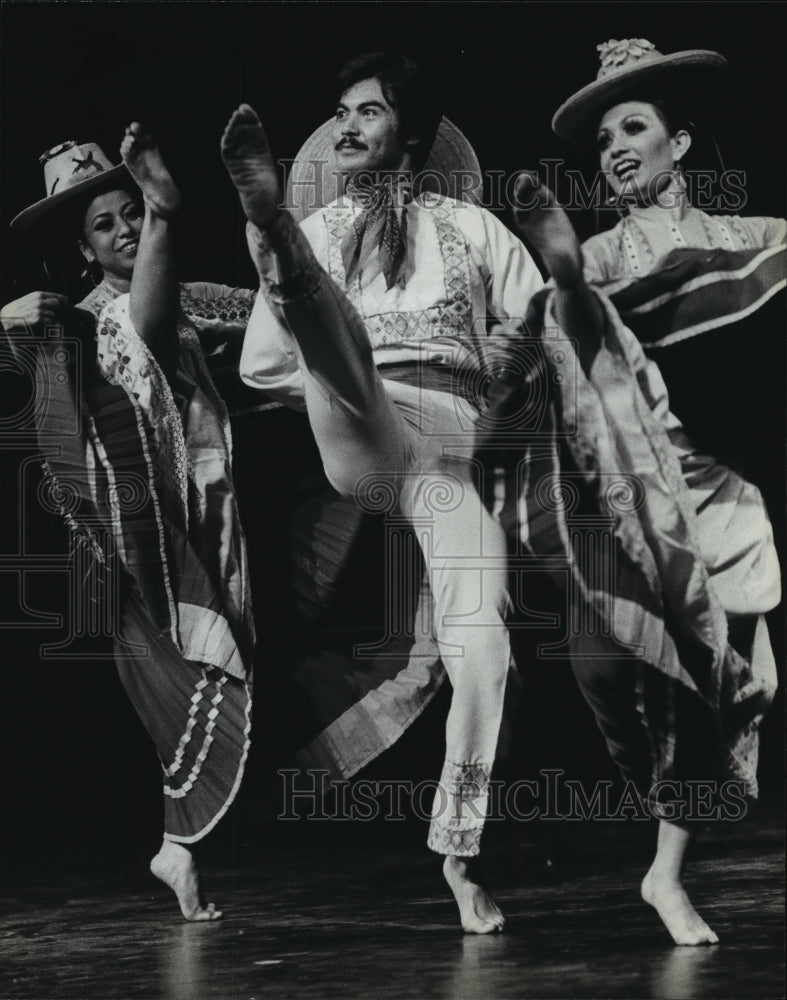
[{"left": 341, "top": 176, "right": 414, "bottom": 290}]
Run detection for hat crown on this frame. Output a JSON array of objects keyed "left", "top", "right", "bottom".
[
  {"left": 552, "top": 40, "right": 727, "bottom": 142},
  {"left": 40, "top": 140, "right": 115, "bottom": 198},
  {"left": 596, "top": 38, "right": 662, "bottom": 79}
]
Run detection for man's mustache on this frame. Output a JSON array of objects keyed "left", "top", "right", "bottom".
[{"left": 336, "top": 138, "right": 367, "bottom": 150}]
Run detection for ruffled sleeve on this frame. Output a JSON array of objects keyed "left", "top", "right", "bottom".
[{"left": 724, "top": 216, "right": 787, "bottom": 249}]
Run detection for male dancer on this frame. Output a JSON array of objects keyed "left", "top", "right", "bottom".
[{"left": 221, "top": 52, "right": 543, "bottom": 933}]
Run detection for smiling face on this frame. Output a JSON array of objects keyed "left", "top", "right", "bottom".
[
  {"left": 332, "top": 77, "right": 415, "bottom": 176},
  {"left": 597, "top": 101, "right": 691, "bottom": 204},
  {"left": 79, "top": 189, "right": 142, "bottom": 285}
]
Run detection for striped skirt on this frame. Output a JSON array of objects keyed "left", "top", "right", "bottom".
[{"left": 114, "top": 576, "right": 251, "bottom": 843}]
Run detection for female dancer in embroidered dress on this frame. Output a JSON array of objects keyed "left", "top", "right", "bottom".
[
  {"left": 2, "top": 129, "right": 255, "bottom": 921},
  {"left": 512, "top": 40, "right": 782, "bottom": 945},
  {"left": 114, "top": 125, "right": 226, "bottom": 918}
]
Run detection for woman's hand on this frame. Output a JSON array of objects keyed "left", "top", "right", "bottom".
[{"left": 0, "top": 291, "right": 71, "bottom": 334}]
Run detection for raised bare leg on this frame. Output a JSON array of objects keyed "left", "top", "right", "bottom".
[
  {"left": 221, "top": 104, "right": 282, "bottom": 229},
  {"left": 511, "top": 172, "right": 604, "bottom": 373},
  {"left": 150, "top": 839, "right": 222, "bottom": 922},
  {"left": 641, "top": 820, "right": 718, "bottom": 945},
  {"left": 511, "top": 171, "right": 584, "bottom": 287},
  {"left": 120, "top": 123, "right": 182, "bottom": 219},
  {"left": 223, "top": 103, "right": 407, "bottom": 480},
  {"left": 119, "top": 122, "right": 181, "bottom": 372}
]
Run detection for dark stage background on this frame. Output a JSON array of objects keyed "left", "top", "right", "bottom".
[{"left": 0, "top": 2, "right": 784, "bottom": 848}]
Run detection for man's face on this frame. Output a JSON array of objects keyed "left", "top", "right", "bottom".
[{"left": 333, "top": 77, "right": 411, "bottom": 174}]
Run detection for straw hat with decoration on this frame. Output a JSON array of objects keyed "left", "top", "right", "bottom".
[
  {"left": 11, "top": 140, "right": 131, "bottom": 233},
  {"left": 552, "top": 39, "right": 729, "bottom": 143}
]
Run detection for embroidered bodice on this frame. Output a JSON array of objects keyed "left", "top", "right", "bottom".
[
  {"left": 582, "top": 206, "right": 786, "bottom": 285},
  {"left": 240, "top": 195, "right": 544, "bottom": 406},
  {"left": 300, "top": 193, "right": 543, "bottom": 364}
]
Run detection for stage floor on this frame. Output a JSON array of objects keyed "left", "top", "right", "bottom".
[{"left": 1, "top": 811, "right": 783, "bottom": 999}]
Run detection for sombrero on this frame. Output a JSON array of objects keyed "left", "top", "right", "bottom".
[
  {"left": 285, "top": 116, "right": 482, "bottom": 222},
  {"left": 552, "top": 39, "right": 729, "bottom": 143},
  {"left": 10, "top": 140, "right": 130, "bottom": 233}
]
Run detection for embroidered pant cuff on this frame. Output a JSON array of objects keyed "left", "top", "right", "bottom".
[{"left": 426, "top": 760, "right": 493, "bottom": 857}]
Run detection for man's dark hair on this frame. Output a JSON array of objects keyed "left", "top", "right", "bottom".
[{"left": 337, "top": 52, "right": 442, "bottom": 171}]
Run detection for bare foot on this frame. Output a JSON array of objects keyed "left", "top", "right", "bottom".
[
  {"left": 150, "top": 840, "right": 222, "bottom": 922},
  {"left": 221, "top": 104, "right": 282, "bottom": 228},
  {"left": 641, "top": 866, "right": 718, "bottom": 945},
  {"left": 120, "top": 123, "right": 182, "bottom": 218},
  {"left": 511, "top": 172, "right": 583, "bottom": 288},
  {"left": 443, "top": 856, "right": 505, "bottom": 934},
  {"left": 512, "top": 171, "right": 605, "bottom": 372}
]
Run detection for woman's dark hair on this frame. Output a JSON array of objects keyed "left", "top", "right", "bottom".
[
  {"left": 641, "top": 96, "right": 693, "bottom": 137},
  {"left": 337, "top": 51, "right": 442, "bottom": 171}
]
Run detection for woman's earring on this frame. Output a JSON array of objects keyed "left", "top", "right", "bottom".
[
  {"left": 80, "top": 259, "right": 102, "bottom": 287},
  {"left": 672, "top": 161, "right": 687, "bottom": 194}
]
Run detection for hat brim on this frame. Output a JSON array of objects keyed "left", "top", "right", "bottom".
[
  {"left": 552, "top": 50, "right": 729, "bottom": 143},
  {"left": 285, "top": 116, "right": 482, "bottom": 221},
  {"left": 10, "top": 163, "right": 133, "bottom": 234}
]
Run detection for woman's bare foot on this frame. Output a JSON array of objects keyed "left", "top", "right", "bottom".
[
  {"left": 512, "top": 171, "right": 605, "bottom": 372},
  {"left": 443, "top": 856, "right": 505, "bottom": 934},
  {"left": 120, "top": 123, "right": 182, "bottom": 218},
  {"left": 221, "top": 104, "right": 282, "bottom": 228},
  {"left": 511, "top": 172, "right": 583, "bottom": 288},
  {"left": 641, "top": 866, "right": 718, "bottom": 946},
  {"left": 150, "top": 840, "right": 222, "bottom": 922}
]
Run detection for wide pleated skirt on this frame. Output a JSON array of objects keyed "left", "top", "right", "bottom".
[{"left": 113, "top": 578, "right": 252, "bottom": 844}]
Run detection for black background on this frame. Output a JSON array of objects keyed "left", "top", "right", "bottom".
[{"left": 0, "top": 2, "right": 784, "bottom": 847}]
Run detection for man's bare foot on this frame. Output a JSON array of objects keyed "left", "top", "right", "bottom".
[
  {"left": 120, "top": 123, "right": 182, "bottom": 219},
  {"left": 641, "top": 866, "right": 718, "bottom": 945},
  {"left": 150, "top": 840, "right": 222, "bottom": 922},
  {"left": 221, "top": 104, "right": 282, "bottom": 228},
  {"left": 511, "top": 172, "right": 583, "bottom": 289},
  {"left": 443, "top": 856, "right": 505, "bottom": 934}
]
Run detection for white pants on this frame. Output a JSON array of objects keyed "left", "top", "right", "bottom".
[{"left": 255, "top": 236, "right": 513, "bottom": 856}]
